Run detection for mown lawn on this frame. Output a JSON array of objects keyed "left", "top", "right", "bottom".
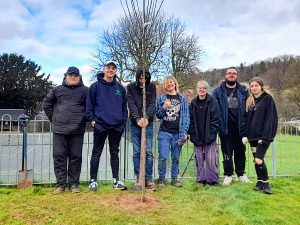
[
  {"left": 178, "top": 134, "right": 300, "bottom": 178},
  {"left": 0, "top": 177, "right": 299, "bottom": 225}
]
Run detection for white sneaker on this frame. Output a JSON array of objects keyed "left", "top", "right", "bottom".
[
  {"left": 237, "top": 175, "right": 252, "bottom": 183},
  {"left": 89, "top": 179, "right": 98, "bottom": 191},
  {"left": 223, "top": 176, "right": 233, "bottom": 185},
  {"left": 113, "top": 179, "right": 127, "bottom": 190}
]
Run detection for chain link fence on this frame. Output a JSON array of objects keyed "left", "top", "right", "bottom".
[{"left": 0, "top": 115, "right": 299, "bottom": 185}]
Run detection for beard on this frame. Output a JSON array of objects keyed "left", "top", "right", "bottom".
[{"left": 225, "top": 79, "right": 237, "bottom": 86}]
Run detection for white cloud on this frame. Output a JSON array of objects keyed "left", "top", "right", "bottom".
[
  {"left": 162, "top": 0, "right": 300, "bottom": 70},
  {"left": 0, "top": 0, "right": 300, "bottom": 83}
]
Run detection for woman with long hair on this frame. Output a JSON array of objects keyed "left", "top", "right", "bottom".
[
  {"left": 242, "top": 77, "right": 278, "bottom": 194},
  {"left": 156, "top": 76, "right": 190, "bottom": 187}
]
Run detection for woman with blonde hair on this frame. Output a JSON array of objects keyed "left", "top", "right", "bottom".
[
  {"left": 156, "top": 76, "right": 190, "bottom": 187},
  {"left": 241, "top": 77, "right": 278, "bottom": 194}
]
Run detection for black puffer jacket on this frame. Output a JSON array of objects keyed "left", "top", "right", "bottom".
[
  {"left": 127, "top": 67, "right": 156, "bottom": 125},
  {"left": 43, "top": 77, "right": 88, "bottom": 134}
]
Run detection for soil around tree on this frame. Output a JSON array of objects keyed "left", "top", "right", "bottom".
[{"left": 113, "top": 193, "right": 163, "bottom": 213}]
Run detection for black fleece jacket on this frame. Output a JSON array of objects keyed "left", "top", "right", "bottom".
[
  {"left": 127, "top": 67, "right": 156, "bottom": 125},
  {"left": 188, "top": 94, "right": 220, "bottom": 146},
  {"left": 241, "top": 92, "right": 278, "bottom": 143},
  {"left": 43, "top": 76, "right": 88, "bottom": 134}
]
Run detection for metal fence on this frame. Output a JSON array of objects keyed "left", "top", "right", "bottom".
[{"left": 0, "top": 115, "right": 299, "bottom": 185}]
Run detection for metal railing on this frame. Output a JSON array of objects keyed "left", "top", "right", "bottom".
[{"left": 0, "top": 115, "right": 299, "bottom": 185}]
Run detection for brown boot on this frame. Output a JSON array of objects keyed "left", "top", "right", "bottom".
[
  {"left": 171, "top": 179, "right": 182, "bottom": 187},
  {"left": 145, "top": 179, "right": 156, "bottom": 189},
  {"left": 158, "top": 178, "right": 166, "bottom": 188},
  {"left": 52, "top": 187, "right": 65, "bottom": 195},
  {"left": 70, "top": 186, "right": 80, "bottom": 193}
]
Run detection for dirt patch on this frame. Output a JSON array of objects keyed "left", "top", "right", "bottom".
[
  {"left": 43, "top": 192, "right": 163, "bottom": 213},
  {"left": 114, "top": 193, "right": 163, "bottom": 213}
]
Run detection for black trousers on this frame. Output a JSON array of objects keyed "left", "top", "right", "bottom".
[
  {"left": 53, "top": 133, "right": 84, "bottom": 188},
  {"left": 250, "top": 141, "right": 270, "bottom": 181},
  {"left": 219, "top": 134, "right": 246, "bottom": 176},
  {"left": 90, "top": 123, "right": 124, "bottom": 181}
]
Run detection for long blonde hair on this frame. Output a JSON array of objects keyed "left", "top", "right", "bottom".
[
  {"left": 246, "top": 77, "right": 272, "bottom": 112},
  {"left": 162, "top": 75, "right": 179, "bottom": 92}
]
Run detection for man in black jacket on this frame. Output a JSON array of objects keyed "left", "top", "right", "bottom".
[
  {"left": 127, "top": 67, "right": 156, "bottom": 188},
  {"left": 212, "top": 67, "right": 251, "bottom": 185},
  {"left": 43, "top": 66, "right": 88, "bottom": 194}
]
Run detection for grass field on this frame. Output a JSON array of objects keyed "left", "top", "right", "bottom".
[
  {"left": 177, "top": 134, "right": 300, "bottom": 179},
  {"left": 0, "top": 177, "right": 299, "bottom": 225}
]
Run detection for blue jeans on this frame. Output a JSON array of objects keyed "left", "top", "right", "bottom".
[
  {"left": 157, "top": 131, "right": 182, "bottom": 179},
  {"left": 131, "top": 124, "right": 154, "bottom": 180}
]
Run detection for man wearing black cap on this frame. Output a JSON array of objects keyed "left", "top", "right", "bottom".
[
  {"left": 86, "top": 61, "right": 128, "bottom": 190},
  {"left": 43, "top": 66, "right": 88, "bottom": 194}
]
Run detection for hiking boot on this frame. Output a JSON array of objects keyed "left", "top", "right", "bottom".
[
  {"left": 52, "top": 187, "right": 65, "bottom": 195},
  {"left": 171, "top": 179, "right": 182, "bottom": 187},
  {"left": 223, "top": 176, "right": 232, "bottom": 185},
  {"left": 158, "top": 178, "right": 166, "bottom": 188},
  {"left": 145, "top": 179, "right": 156, "bottom": 189},
  {"left": 70, "top": 186, "right": 80, "bottom": 193},
  {"left": 113, "top": 179, "right": 127, "bottom": 190},
  {"left": 263, "top": 182, "right": 272, "bottom": 194},
  {"left": 252, "top": 181, "right": 264, "bottom": 191},
  {"left": 237, "top": 175, "right": 252, "bottom": 183},
  {"left": 89, "top": 179, "right": 98, "bottom": 192}
]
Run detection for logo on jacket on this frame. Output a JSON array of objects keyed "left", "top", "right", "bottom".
[{"left": 115, "top": 89, "right": 122, "bottom": 96}]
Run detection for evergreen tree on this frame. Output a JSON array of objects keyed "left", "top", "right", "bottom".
[{"left": 0, "top": 53, "right": 54, "bottom": 116}]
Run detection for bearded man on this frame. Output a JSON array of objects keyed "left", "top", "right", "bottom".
[{"left": 213, "top": 67, "right": 252, "bottom": 185}]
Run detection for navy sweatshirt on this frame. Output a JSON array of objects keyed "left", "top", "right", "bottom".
[{"left": 86, "top": 72, "right": 128, "bottom": 127}]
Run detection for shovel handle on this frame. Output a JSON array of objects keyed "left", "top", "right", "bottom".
[{"left": 22, "top": 126, "right": 27, "bottom": 171}]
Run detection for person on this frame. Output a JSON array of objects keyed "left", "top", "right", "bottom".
[
  {"left": 86, "top": 61, "right": 128, "bottom": 191},
  {"left": 127, "top": 67, "right": 156, "bottom": 189},
  {"left": 212, "top": 66, "right": 251, "bottom": 185},
  {"left": 43, "top": 66, "right": 88, "bottom": 195},
  {"left": 156, "top": 76, "right": 190, "bottom": 187},
  {"left": 241, "top": 77, "right": 278, "bottom": 194},
  {"left": 188, "top": 80, "right": 220, "bottom": 186}
]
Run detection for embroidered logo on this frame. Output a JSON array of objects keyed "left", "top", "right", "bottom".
[{"left": 115, "top": 89, "right": 122, "bottom": 96}]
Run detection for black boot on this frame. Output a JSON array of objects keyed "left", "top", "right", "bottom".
[
  {"left": 252, "top": 181, "right": 263, "bottom": 191},
  {"left": 263, "top": 182, "right": 272, "bottom": 194}
]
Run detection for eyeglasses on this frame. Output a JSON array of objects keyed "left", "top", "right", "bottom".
[
  {"left": 226, "top": 72, "right": 237, "bottom": 75},
  {"left": 197, "top": 86, "right": 208, "bottom": 90}
]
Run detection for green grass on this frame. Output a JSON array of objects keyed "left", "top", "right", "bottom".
[
  {"left": 177, "top": 134, "right": 300, "bottom": 178},
  {"left": 0, "top": 177, "right": 299, "bottom": 225}
]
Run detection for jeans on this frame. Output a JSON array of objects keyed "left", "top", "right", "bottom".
[
  {"left": 131, "top": 124, "right": 154, "bottom": 180},
  {"left": 157, "top": 130, "right": 182, "bottom": 179},
  {"left": 90, "top": 123, "right": 124, "bottom": 181}
]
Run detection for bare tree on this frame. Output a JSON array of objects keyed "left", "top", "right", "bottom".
[
  {"left": 168, "top": 17, "right": 201, "bottom": 78},
  {"left": 265, "top": 55, "right": 295, "bottom": 90},
  {"left": 91, "top": 1, "right": 202, "bottom": 83}
]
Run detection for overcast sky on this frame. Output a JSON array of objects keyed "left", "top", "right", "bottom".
[{"left": 1, "top": 0, "right": 299, "bottom": 86}]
